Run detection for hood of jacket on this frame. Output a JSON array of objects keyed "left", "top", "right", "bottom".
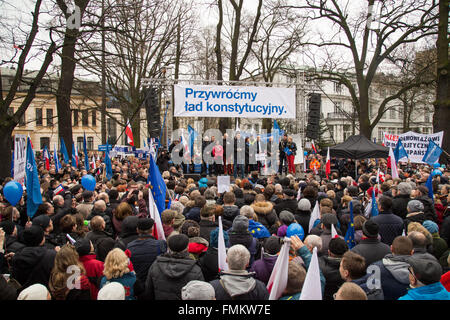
[
  {"left": 156, "top": 252, "right": 199, "bottom": 279},
  {"left": 223, "top": 205, "right": 240, "bottom": 219},
  {"left": 382, "top": 254, "right": 411, "bottom": 284},
  {"left": 403, "top": 282, "right": 450, "bottom": 300},
  {"left": 251, "top": 201, "right": 273, "bottom": 215},
  {"left": 220, "top": 270, "right": 257, "bottom": 298}
]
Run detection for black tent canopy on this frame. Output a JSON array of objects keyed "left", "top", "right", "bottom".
[{"left": 329, "top": 135, "right": 389, "bottom": 159}]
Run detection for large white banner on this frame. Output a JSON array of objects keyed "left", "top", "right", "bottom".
[
  {"left": 382, "top": 131, "right": 444, "bottom": 164},
  {"left": 174, "top": 84, "right": 296, "bottom": 119},
  {"left": 14, "top": 134, "right": 27, "bottom": 184}
]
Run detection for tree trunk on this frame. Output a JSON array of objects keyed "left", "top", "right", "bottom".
[
  {"left": 0, "top": 126, "right": 14, "bottom": 179},
  {"left": 434, "top": 0, "right": 450, "bottom": 164},
  {"left": 358, "top": 89, "right": 372, "bottom": 138}
]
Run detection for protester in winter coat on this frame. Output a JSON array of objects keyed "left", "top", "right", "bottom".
[
  {"left": 371, "top": 196, "right": 404, "bottom": 245},
  {"left": 222, "top": 192, "right": 240, "bottom": 225},
  {"left": 100, "top": 248, "right": 137, "bottom": 300},
  {"left": 75, "top": 238, "right": 105, "bottom": 300},
  {"left": 126, "top": 218, "right": 167, "bottom": 284},
  {"left": 11, "top": 225, "right": 56, "bottom": 290},
  {"left": 370, "top": 236, "right": 413, "bottom": 300},
  {"left": 319, "top": 237, "right": 348, "bottom": 300},
  {"left": 415, "top": 185, "right": 437, "bottom": 222},
  {"left": 422, "top": 220, "right": 448, "bottom": 261},
  {"left": 210, "top": 244, "right": 269, "bottom": 300},
  {"left": 398, "top": 257, "right": 450, "bottom": 300},
  {"left": 144, "top": 234, "right": 204, "bottom": 300},
  {"left": 352, "top": 220, "right": 391, "bottom": 266},
  {"left": 295, "top": 199, "right": 311, "bottom": 237},
  {"left": 185, "top": 196, "right": 206, "bottom": 223},
  {"left": 274, "top": 189, "right": 298, "bottom": 215},
  {"left": 392, "top": 182, "right": 412, "bottom": 219},
  {"left": 85, "top": 216, "right": 113, "bottom": 253},
  {"left": 250, "top": 236, "right": 282, "bottom": 285},
  {"left": 277, "top": 211, "right": 295, "bottom": 238},
  {"left": 0, "top": 221, "right": 25, "bottom": 253},
  {"left": 87, "top": 200, "right": 113, "bottom": 235},
  {"left": 180, "top": 220, "right": 209, "bottom": 260},
  {"left": 198, "top": 204, "right": 218, "bottom": 243},
  {"left": 251, "top": 194, "right": 279, "bottom": 234},
  {"left": 112, "top": 202, "right": 134, "bottom": 237},
  {"left": 228, "top": 216, "right": 260, "bottom": 267},
  {"left": 404, "top": 200, "right": 427, "bottom": 228},
  {"left": 114, "top": 216, "right": 139, "bottom": 250}
]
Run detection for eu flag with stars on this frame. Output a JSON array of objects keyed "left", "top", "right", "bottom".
[
  {"left": 344, "top": 201, "right": 356, "bottom": 249},
  {"left": 148, "top": 153, "right": 167, "bottom": 214},
  {"left": 26, "top": 137, "right": 42, "bottom": 218},
  {"left": 371, "top": 189, "right": 379, "bottom": 217}
]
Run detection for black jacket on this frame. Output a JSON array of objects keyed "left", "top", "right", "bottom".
[
  {"left": 87, "top": 209, "right": 113, "bottom": 235},
  {"left": 392, "top": 194, "right": 411, "bottom": 219},
  {"left": 198, "top": 247, "right": 220, "bottom": 282},
  {"left": 274, "top": 199, "right": 298, "bottom": 215},
  {"left": 294, "top": 210, "right": 311, "bottom": 237},
  {"left": 144, "top": 251, "right": 204, "bottom": 300},
  {"left": 4, "top": 235, "right": 25, "bottom": 254},
  {"left": 127, "top": 236, "right": 167, "bottom": 284},
  {"left": 228, "top": 232, "right": 260, "bottom": 267},
  {"left": 351, "top": 238, "right": 391, "bottom": 266},
  {"left": 11, "top": 246, "right": 56, "bottom": 288},
  {"left": 199, "top": 219, "right": 218, "bottom": 243},
  {"left": 371, "top": 211, "right": 404, "bottom": 246},
  {"left": 416, "top": 195, "right": 437, "bottom": 222},
  {"left": 319, "top": 256, "right": 344, "bottom": 301}
]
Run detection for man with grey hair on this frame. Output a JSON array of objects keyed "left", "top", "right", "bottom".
[
  {"left": 404, "top": 200, "right": 426, "bottom": 227},
  {"left": 304, "top": 234, "right": 323, "bottom": 253},
  {"left": 408, "top": 231, "right": 438, "bottom": 262},
  {"left": 167, "top": 201, "right": 186, "bottom": 232},
  {"left": 87, "top": 200, "right": 113, "bottom": 235},
  {"left": 392, "top": 182, "right": 412, "bottom": 219},
  {"left": 239, "top": 205, "right": 256, "bottom": 220},
  {"left": 209, "top": 244, "right": 269, "bottom": 300}
]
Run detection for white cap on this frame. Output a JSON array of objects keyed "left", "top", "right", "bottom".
[
  {"left": 181, "top": 280, "right": 215, "bottom": 300},
  {"left": 17, "top": 284, "right": 49, "bottom": 300},
  {"left": 97, "top": 282, "right": 126, "bottom": 300}
]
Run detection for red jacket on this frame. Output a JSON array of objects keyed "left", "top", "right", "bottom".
[
  {"left": 441, "top": 271, "right": 450, "bottom": 292},
  {"left": 79, "top": 255, "right": 104, "bottom": 300}
]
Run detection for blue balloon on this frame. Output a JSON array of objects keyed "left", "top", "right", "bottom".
[
  {"left": 286, "top": 223, "right": 305, "bottom": 240},
  {"left": 81, "top": 174, "right": 96, "bottom": 191},
  {"left": 3, "top": 181, "right": 23, "bottom": 206},
  {"left": 304, "top": 151, "right": 308, "bottom": 156},
  {"left": 431, "top": 169, "right": 442, "bottom": 177},
  {"left": 433, "top": 163, "right": 440, "bottom": 168}
]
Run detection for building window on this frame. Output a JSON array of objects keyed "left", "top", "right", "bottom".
[
  {"left": 82, "top": 109, "right": 89, "bottom": 126},
  {"left": 390, "top": 108, "right": 396, "bottom": 120},
  {"left": 77, "top": 137, "right": 83, "bottom": 152},
  {"left": 334, "top": 101, "right": 342, "bottom": 113},
  {"left": 107, "top": 117, "right": 117, "bottom": 144},
  {"left": 73, "top": 110, "right": 79, "bottom": 126},
  {"left": 333, "top": 82, "right": 342, "bottom": 94},
  {"left": 91, "top": 111, "right": 96, "bottom": 126},
  {"left": 87, "top": 137, "right": 94, "bottom": 150},
  {"left": 40, "top": 137, "right": 50, "bottom": 150},
  {"left": 46, "top": 109, "right": 53, "bottom": 127},
  {"left": 36, "top": 108, "right": 43, "bottom": 126},
  {"left": 424, "top": 113, "right": 430, "bottom": 123}
]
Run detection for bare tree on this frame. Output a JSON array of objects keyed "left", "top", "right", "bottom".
[
  {"left": 290, "top": 0, "right": 438, "bottom": 139},
  {"left": 0, "top": 0, "right": 58, "bottom": 178}
]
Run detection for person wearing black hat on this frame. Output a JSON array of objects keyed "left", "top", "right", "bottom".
[
  {"left": 144, "top": 234, "right": 204, "bottom": 300},
  {"left": 10, "top": 225, "right": 57, "bottom": 289},
  {"left": 0, "top": 220, "right": 25, "bottom": 254},
  {"left": 126, "top": 218, "right": 167, "bottom": 285},
  {"left": 399, "top": 257, "right": 450, "bottom": 300},
  {"left": 319, "top": 237, "right": 348, "bottom": 300},
  {"left": 250, "top": 236, "right": 282, "bottom": 285},
  {"left": 274, "top": 189, "right": 298, "bottom": 215},
  {"left": 351, "top": 220, "right": 391, "bottom": 266}
]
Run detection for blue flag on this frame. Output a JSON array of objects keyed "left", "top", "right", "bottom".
[
  {"left": 83, "top": 132, "right": 89, "bottom": 170},
  {"left": 422, "top": 139, "right": 443, "bottom": 165},
  {"left": 148, "top": 153, "right": 167, "bottom": 214},
  {"left": 426, "top": 173, "right": 434, "bottom": 202},
  {"left": 371, "top": 189, "right": 379, "bottom": 217},
  {"left": 393, "top": 139, "right": 408, "bottom": 163},
  {"left": 248, "top": 220, "right": 271, "bottom": 239},
  {"left": 11, "top": 150, "right": 14, "bottom": 178},
  {"left": 26, "top": 137, "right": 42, "bottom": 218},
  {"left": 53, "top": 144, "right": 61, "bottom": 172},
  {"left": 188, "top": 125, "right": 198, "bottom": 156},
  {"left": 344, "top": 201, "right": 356, "bottom": 249},
  {"left": 60, "top": 137, "right": 70, "bottom": 164},
  {"left": 104, "top": 145, "right": 113, "bottom": 180}
]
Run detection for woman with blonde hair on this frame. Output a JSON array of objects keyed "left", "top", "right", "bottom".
[
  {"left": 100, "top": 248, "right": 136, "bottom": 300},
  {"left": 49, "top": 244, "right": 92, "bottom": 300}
]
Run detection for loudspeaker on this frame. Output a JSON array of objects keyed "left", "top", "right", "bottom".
[
  {"left": 143, "top": 87, "right": 160, "bottom": 138},
  {"left": 308, "top": 109, "right": 321, "bottom": 119},
  {"left": 306, "top": 93, "right": 321, "bottom": 141}
]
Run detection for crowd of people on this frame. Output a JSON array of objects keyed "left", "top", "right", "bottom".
[{"left": 1, "top": 139, "right": 450, "bottom": 301}]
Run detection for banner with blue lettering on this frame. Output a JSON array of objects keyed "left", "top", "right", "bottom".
[{"left": 174, "top": 84, "right": 296, "bottom": 119}]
